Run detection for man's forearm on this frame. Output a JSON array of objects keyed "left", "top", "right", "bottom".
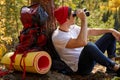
[
  {"left": 77, "top": 19, "right": 88, "bottom": 45},
  {"left": 88, "top": 28, "right": 113, "bottom": 36}
]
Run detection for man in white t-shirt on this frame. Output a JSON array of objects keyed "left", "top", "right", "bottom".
[{"left": 52, "top": 6, "right": 120, "bottom": 76}]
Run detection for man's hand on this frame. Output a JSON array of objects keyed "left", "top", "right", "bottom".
[
  {"left": 76, "top": 9, "right": 86, "bottom": 21},
  {"left": 111, "top": 29, "right": 120, "bottom": 41}
]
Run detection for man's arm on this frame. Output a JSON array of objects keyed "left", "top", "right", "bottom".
[
  {"left": 66, "top": 9, "right": 88, "bottom": 48},
  {"left": 88, "top": 28, "right": 112, "bottom": 36},
  {"left": 88, "top": 28, "right": 120, "bottom": 41}
]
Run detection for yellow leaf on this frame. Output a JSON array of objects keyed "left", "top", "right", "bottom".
[
  {"left": 0, "top": 0, "right": 5, "bottom": 5},
  {"left": 0, "top": 44, "right": 7, "bottom": 60},
  {"left": 100, "top": 5, "right": 106, "bottom": 11}
]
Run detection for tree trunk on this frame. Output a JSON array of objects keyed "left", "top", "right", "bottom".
[
  {"left": 31, "top": 0, "right": 56, "bottom": 35},
  {"left": 30, "top": 0, "right": 58, "bottom": 59}
]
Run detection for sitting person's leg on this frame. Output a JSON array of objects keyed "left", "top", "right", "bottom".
[
  {"left": 95, "top": 33, "right": 117, "bottom": 59},
  {"left": 76, "top": 42, "right": 120, "bottom": 76},
  {"left": 95, "top": 33, "right": 117, "bottom": 73}
]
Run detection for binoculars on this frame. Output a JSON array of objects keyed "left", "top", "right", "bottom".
[{"left": 73, "top": 8, "right": 90, "bottom": 17}]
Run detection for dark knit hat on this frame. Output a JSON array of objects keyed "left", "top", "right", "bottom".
[{"left": 54, "top": 6, "right": 69, "bottom": 25}]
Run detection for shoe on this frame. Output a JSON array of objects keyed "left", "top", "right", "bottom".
[
  {"left": 106, "top": 68, "right": 117, "bottom": 76},
  {"left": 116, "top": 68, "right": 120, "bottom": 77},
  {"left": 106, "top": 68, "right": 116, "bottom": 73}
]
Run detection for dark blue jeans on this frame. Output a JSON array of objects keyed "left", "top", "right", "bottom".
[{"left": 77, "top": 33, "right": 117, "bottom": 75}]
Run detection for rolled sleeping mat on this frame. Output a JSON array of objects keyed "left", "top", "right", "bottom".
[
  {"left": 0, "top": 44, "right": 7, "bottom": 60},
  {"left": 1, "top": 51, "right": 52, "bottom": 74}
]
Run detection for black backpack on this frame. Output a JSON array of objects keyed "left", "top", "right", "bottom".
[{"left": 45, "top": 32, "right": 74, "bottom": 75}]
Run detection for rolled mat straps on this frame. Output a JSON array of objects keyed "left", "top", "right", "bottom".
[{"left": 1, "top": 51, "right": 52, "bottom": 76}]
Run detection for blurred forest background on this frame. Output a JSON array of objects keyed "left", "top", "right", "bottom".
[{"left": 0, "top": 0, "right": 120, "bottom": 58}]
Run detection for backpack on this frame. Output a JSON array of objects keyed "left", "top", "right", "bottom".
[
  {"left": 9, "top": 4, "right": 48, "bottom": 79},
  {"left": 11, "top": 3, "right": 48, "bottom": 62},
  {"left": 45, "top": 33, "right": 74, "bottom": 75}
]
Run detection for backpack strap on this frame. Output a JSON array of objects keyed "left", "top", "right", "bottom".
[{"left": 20, "top": 55, "right": 26, "bottom": 80}]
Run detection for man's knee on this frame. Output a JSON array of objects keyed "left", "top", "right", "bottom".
[
  {"left": 86, "top": 42, "right": 96, "bottom": 48},
  {"left": 105, "top": 33, "right": 115, "bottom": 39}
]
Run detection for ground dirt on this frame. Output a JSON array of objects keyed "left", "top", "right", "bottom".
[{"left": 0, "top": 64, "right": 118, "bottom": 80}]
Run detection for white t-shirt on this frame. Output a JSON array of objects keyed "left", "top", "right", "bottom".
[{"left": 52, "top": 24, "right": 84, "bottom": 71}]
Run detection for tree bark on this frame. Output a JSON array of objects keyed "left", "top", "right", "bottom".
[
  {"left": 30, "top": 0, "right": 57, "bottom": 57},
  {"left": 31, "top": 0, "right": 56, "bottom": 35}
]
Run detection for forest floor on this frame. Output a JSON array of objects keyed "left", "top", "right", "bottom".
[{"left": 0, "top": 64, "right": 120, "bottom": 80}]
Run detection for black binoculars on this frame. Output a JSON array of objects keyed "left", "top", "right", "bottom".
[{"left": 73, "top": 8, "right": 90, "bottom": 17}]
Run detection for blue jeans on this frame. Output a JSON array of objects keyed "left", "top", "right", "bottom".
[{"left": 77, "top": 33, "right": 117, "bottom": 75}]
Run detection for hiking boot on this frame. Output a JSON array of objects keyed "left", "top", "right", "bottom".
[
  {"left": 116, "top": 68, "right": 120, "bottom": 77},
  {"left": 106, "top": 68, "right": 117, "bottom": 76},
  {"left": 106, "top": 68, "right": 116, "bottom": 73}
]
